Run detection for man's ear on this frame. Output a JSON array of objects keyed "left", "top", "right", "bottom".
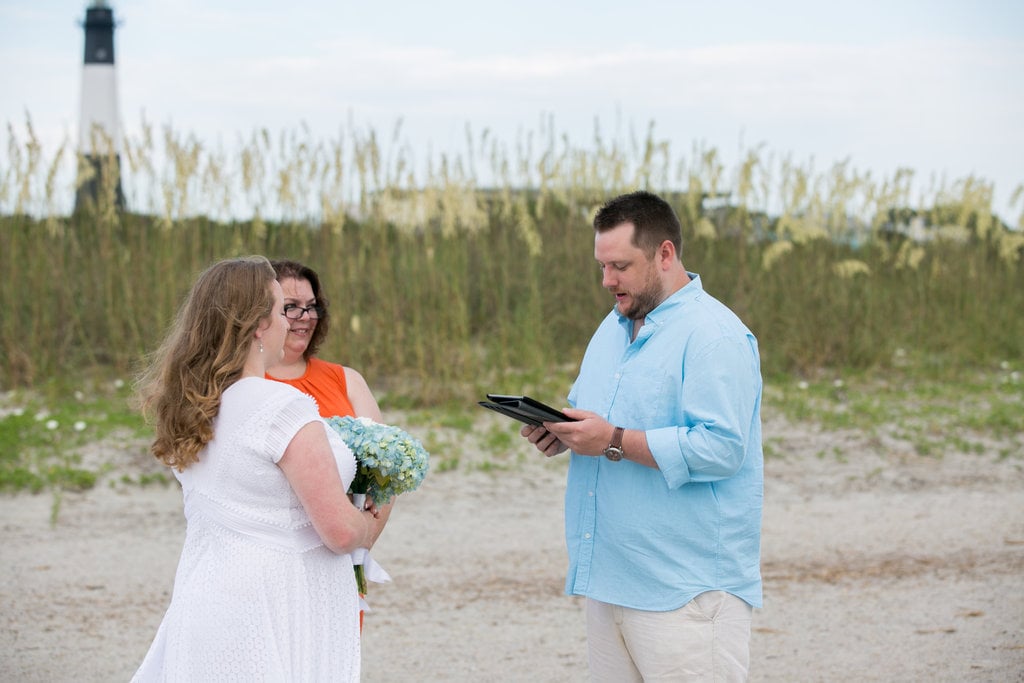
[{"left": 658, "top": 239, "right": 676, "bottom": 267}]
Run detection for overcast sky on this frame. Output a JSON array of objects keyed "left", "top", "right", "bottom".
[{"left": 2, "top": 0, "right": 1022, "bottom": 219}]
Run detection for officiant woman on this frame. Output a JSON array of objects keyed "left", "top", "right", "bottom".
[{"left": 264, "top": 258, "right": 394, "bottom": 549}]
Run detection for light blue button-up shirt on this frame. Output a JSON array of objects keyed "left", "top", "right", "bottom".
[{"left": 564, "top": 273, "right": 763, "bottom": 610}]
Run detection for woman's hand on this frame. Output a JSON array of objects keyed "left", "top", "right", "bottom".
[
  {"left": 363, "top": 499, "right": 394, "bottom": 548},
  {"left": 355, "top": 495, "right": 382, "bottom": 519}
]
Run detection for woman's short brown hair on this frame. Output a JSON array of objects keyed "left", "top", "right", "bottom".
[{"left": 270, "top": 259, "right": 331, "bottom": 360}]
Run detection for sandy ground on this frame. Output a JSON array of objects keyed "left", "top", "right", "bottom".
[{"left": 1, "top": 409, "right": 1022, "bottom": 682}]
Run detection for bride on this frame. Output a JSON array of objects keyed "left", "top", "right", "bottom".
[{"left": 132, "top": 256, "right": 386, "bottom": 681}]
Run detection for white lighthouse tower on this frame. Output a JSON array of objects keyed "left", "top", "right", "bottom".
[{"left": 75, "top": 0, "right": 124, "bottom": 213}]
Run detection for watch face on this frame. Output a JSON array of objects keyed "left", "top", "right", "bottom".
[{"left": 603, "top": 446, "right": 623, "bottom": 461}]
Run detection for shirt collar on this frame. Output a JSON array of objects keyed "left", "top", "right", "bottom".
[{"left": 613, "top": 272, "right": 703, "bottom": 328}]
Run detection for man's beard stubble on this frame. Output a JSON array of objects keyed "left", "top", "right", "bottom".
[{"left": 622, "top": 267, "right": 664, "bottom": 321}]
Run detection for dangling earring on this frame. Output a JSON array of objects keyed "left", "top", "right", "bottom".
[{"left": 258, "top": 340, "right": 264, "bottom": 354}]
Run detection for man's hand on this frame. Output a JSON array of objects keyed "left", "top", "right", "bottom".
[
  {"left": 523, "top": 408, "right": 657, "bottom": 467},
  {"left": 521, "top": 423, "right": 569, "bottom": 458},
  {"left": 540, "top": 408, "right": 612, "bottom": 456}
]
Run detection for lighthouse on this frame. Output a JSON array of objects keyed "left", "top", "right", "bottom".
[{"left": 75, "top": 0, "right": 124, "bottom": 214}]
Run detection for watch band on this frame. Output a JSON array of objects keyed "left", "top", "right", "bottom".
[
  {"left": 611, "top": 426, "right": 624, "bottom": 449},
  {"left": 604, "top": 426, "right": 625, "bottom": 461}
]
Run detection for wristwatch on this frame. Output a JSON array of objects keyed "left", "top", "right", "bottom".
[{"left": 603, "top": 426, "right": 625, "bottom": 461}]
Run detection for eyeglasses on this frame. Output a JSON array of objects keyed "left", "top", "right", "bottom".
[{"left": 282, "top": 304, "right": 324, "bottom": 320}]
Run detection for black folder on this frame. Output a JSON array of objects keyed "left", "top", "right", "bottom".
[{"left": 477, "top": 394, "right": 577, "bottom": 427}]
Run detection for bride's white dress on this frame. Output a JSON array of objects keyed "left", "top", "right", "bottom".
[{"left": 133, "top": 377, "right": 360, "bottom": 682}]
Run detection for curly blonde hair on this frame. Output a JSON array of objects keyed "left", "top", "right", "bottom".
[{"left": 136, "top": 256, "right": 277, "bottom": 470}]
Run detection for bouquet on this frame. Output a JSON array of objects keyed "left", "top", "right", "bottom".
[
  {"left": 325, "top": 415, "right": 430, "bottom": 505},
  {"left": 325, "top": 415, "right": 430, "bottom": 602}
]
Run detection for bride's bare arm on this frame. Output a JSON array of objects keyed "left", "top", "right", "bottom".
[{"left": 278, "top": 421, "right": 384, "bottom": 554}]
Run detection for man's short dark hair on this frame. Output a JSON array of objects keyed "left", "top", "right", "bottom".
[{"left": 593, "top": 190, "right": 682, "bottom": 257}]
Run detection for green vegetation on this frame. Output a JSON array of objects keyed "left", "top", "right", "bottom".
[
  {"left": 1, "top": 119, "right": 1021, "bottom": 501},
  {"left": 0, "top": 376, "right": 147, "bottom": 491},
  {"left": 0, "top": 358, "right": 1019, "bottom": 508},
  {"left": 3, "top": 119, "right": 1022, "bottom": 400},
  {"left": 765, "top": 356, "right": 1023, "bottom": 459}
]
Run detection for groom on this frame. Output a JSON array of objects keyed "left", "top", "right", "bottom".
[{"left": 521, "top": 190, "right": 763, "bottom": 681}]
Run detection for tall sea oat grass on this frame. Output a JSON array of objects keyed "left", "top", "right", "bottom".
[{"left": 1, "top": 115, "right": 1021, "bottom": 401}]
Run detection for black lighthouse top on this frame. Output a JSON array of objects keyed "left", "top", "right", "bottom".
[{"left": 82, "top": 1, "right": 116, "bottom": 65}]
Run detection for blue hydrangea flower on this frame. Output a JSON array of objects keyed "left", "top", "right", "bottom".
[{"left": 326, "top": 415, "right": 430, "bottom": 505}]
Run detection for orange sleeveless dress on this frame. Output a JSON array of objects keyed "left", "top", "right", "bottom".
[{"left": 267, "top": 357, "right": 356, "bottom": 418}]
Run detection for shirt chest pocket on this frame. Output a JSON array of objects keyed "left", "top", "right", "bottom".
[{"left": 610, "top": 366, "right": 675, "bottom": 426}]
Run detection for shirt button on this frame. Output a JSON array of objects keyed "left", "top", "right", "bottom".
[
  {"left": 584, "top": 533, "right": 591, "bottom": 539},
  {"left": 588, "top": 491, "right": 594, "bottom": 496}
]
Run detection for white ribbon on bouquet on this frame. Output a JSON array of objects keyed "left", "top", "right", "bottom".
[{"left": 351, "top": 492, "right": 392, "bottom": 613}]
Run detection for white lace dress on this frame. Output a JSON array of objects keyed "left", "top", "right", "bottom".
[{"left": 133, "top": 377, "right": 360, "bottom": 682}]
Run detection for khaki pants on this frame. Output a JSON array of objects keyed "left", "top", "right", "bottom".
[{"left": 586, "top": 591, "right": 752, "bottom": 682}]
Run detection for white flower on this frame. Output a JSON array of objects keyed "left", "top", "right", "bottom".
[
  {"left": 797, "top": 381, "right": 809, "bottom": 390},
  {"left": 833, "top": 379, "right": 844, "bottom": 388},
  {"left": 45, "top": 419, "right": 59, "bottom": 430},
  {"left": 113, "top": 378, "right": 125, "bottom": 389},
  {"left": 35, "top": 410, "right": 50, "bottom": 421},
  {"left": 74, "top": 391, "right": 85, "bottom": 401},
  {"left": 74, "top": 421, "right": 87, "bottom": 432}
]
